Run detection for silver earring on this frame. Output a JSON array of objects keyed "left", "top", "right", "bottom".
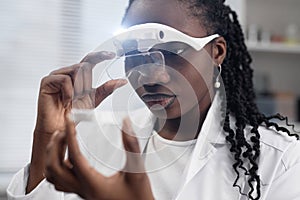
[{"left": 214, "top": 64, "right": 222, "bottom": 89}]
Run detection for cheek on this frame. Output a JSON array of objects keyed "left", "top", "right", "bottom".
[
  {"left": 177, "top": 71, "right": 206, "bottom": 110},
  {"left": 167, "top": 50, "right": 215, "bottom": 92},
  {"left": 186, "top": 53, "right": 215, "bottom": 90},
  {"left": 174, "top": 60, "right": 214, "bottom": 99}
]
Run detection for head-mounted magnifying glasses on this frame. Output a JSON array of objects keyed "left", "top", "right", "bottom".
[
  {"left": 105, "top": 23, "right": 220, "bottom": 80},
  {"left": 72, "top": 23, "right": 226, "bottom": 174}
]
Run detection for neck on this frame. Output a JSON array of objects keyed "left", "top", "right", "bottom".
[{"left": 156, "top": 90, "right": 215, "bottom": 141}]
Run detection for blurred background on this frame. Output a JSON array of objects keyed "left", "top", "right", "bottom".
[
  {"left": 0, "top": 0, "right": 299, "bottom": 199},
  {"left": 232, "top": 0, "right": 300, "bottom": 124},
  {"left": 0, "top": 0, "right": 128, "bottom": 198}
]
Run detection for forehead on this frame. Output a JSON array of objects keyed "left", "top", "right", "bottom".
[{"left": 122, "top": 0, "right": 208, "bottom": 37}]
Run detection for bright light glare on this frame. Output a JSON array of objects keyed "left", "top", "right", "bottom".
[{"left": 113, "top": 27, "right": 126, "bottom": 35}]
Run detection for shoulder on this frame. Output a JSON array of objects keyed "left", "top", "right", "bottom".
[
  {"left": 257, "top": 125, "right": 298, "bottom": 148},
  {"left": 248, "top": 125, "right": 300, "bottom": 184},
  {"left": 257, "top": 125, "right": 300, "bottom": 165}
]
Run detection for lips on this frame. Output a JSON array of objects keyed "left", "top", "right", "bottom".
[{"left": 141, "top": 93, "right": 176, "bottom": 108}]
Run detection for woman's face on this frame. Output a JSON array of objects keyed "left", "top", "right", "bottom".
[{"left": 122, "top": 0, "right": 216, "bottom": 119}]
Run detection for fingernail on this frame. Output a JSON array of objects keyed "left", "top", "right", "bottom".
[
  {"left": 102, "top": 51, "right": 115, "bottom": 57},
  {"left": 123, "top": 117, "right": 133, "bottom": 134},
  {"left": 117, "top": 79, "right": 128, "bottom": 86}
]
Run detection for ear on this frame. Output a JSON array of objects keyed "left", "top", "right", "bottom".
[{"left": 212, "top": 36, "right": 227, "bottom": 65}]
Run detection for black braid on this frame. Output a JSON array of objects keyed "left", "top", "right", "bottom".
[
  {"left": 189, "top": 1, "right": 299, "bottom": 199},
  {"left": 122, "top": 0, "right": 299, "bottom": 199}
]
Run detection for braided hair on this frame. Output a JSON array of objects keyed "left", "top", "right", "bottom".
[{"left": 122, "top": 0, "right": 299, "bottom": 199}]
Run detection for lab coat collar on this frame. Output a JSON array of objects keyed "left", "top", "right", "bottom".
[
  {"left": 132, "top": 91, "right": 227, "bottom": 197},
  {"left": 200, "top": 90, "right": 227, "bottom": 146},
  {"left": 180, "top": 90, "right": 227, "bottom": 189}
]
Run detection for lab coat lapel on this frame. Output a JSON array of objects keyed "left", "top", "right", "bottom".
[
  {"left": 128, "top": 92, "right": 226, "bottom": 194},
  {"left": 180, "top": 92, "right": 225, "bottom": 190}
]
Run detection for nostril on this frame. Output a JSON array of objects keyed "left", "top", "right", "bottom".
[
  {"left": 138, "top": 75, "right": 157, "bottom": 86},
  {"left": 143, "top": 84, "right": 161, "bottom": 92},
  {"left": 138, "top": 72, "right": 170, "bottom": 86},
  {"left": 136, "top": 65, "right": 171, "bottom": 85}
]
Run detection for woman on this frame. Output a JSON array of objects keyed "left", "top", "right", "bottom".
[{"left": 7, "top": 0, "right": 300, "bottom": 200}]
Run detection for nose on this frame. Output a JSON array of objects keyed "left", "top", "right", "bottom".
[{"left": 137, "top": 65, "right": 171, "bottom": 86}]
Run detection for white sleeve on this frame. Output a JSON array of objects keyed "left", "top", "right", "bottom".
[{"left": 6, "top": 164, "right": 64, "bottom": 200}]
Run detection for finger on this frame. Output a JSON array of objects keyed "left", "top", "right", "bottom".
[
  {"left": 41, "top": 74, "right": 73, "bottom": 108},
  {"left": 122, "top": 118, "right": 146, "bottom": 176},
  {"left": 94, "top": 79, "right": 128, "bottom": 107},
  {"left": 49, "top": 170, "right": 81, "bottom": 194},
  {"left": 80, "top": 51, "right": 116, "bottom": 96},
  {"left": 52, "top": 182, "right": 75, "bottom": 193},
  {"left": 122, "top": 118, "right": 141, "bottom": 154},
  {"left": 48, "top": 165, "right": 81, "bottom": 194},
  {"left": 65, "top": 113, "right": 94, "bottom": 173},
  {"left": 47, "top": 131, "right": 67, "bottom": 165},
  {"left": 50, "top": 64, "right": 84, "bottom": 99},
  {"left": 80, "top": 51, "right": 116, "bottom": 66},
  {"left": 45, "top": 131, "right": 67, "bottom": 184},
  {"left": 73, "top": 67, "right": 84, "bottom": 97},
  {"left": 45, "top": 131, "right": 82, "bottom": 194},
  {"left": 51, "top": 51, "right": 116, "bottom": 98},
  {"left": 64, "top": 158, "right": 73, "bottom": 169},
  {"left": 50, "top": 64, "right": 80, "bottom": 78},
  {"left": 65, "top": 113, "right": 84, "bottom": 165},
  {"left": 82, "top": 64, "right": 93, "bottom": 93},
  {"left": 65, "top": 114, "right": 107, "bottom": 184}
]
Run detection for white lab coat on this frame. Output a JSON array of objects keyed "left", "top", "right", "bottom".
[{"left": 7, "top": 93, "right": 300, "bottom": 200}]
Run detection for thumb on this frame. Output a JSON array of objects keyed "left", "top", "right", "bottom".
[
  {"left": 121, "top": 117, "right": 145, "bottom": 175},
  {"left": 94, "top": 79, "right": 127, "bottom": 107}
]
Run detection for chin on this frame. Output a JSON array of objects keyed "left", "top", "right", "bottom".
[{"left": 147, "top": 99, "right": 196, "bottom": 120}]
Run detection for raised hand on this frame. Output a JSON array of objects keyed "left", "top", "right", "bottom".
[
  {"left": 45, "top": 114, "right": 154, "bottom": 200},
  {"left": 26, "top": 51, "right": 127, "bottom": 193}
]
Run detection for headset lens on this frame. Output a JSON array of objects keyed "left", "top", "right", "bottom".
[{"left": 106, "top": 51, "right": 165, "bottom": 79}]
